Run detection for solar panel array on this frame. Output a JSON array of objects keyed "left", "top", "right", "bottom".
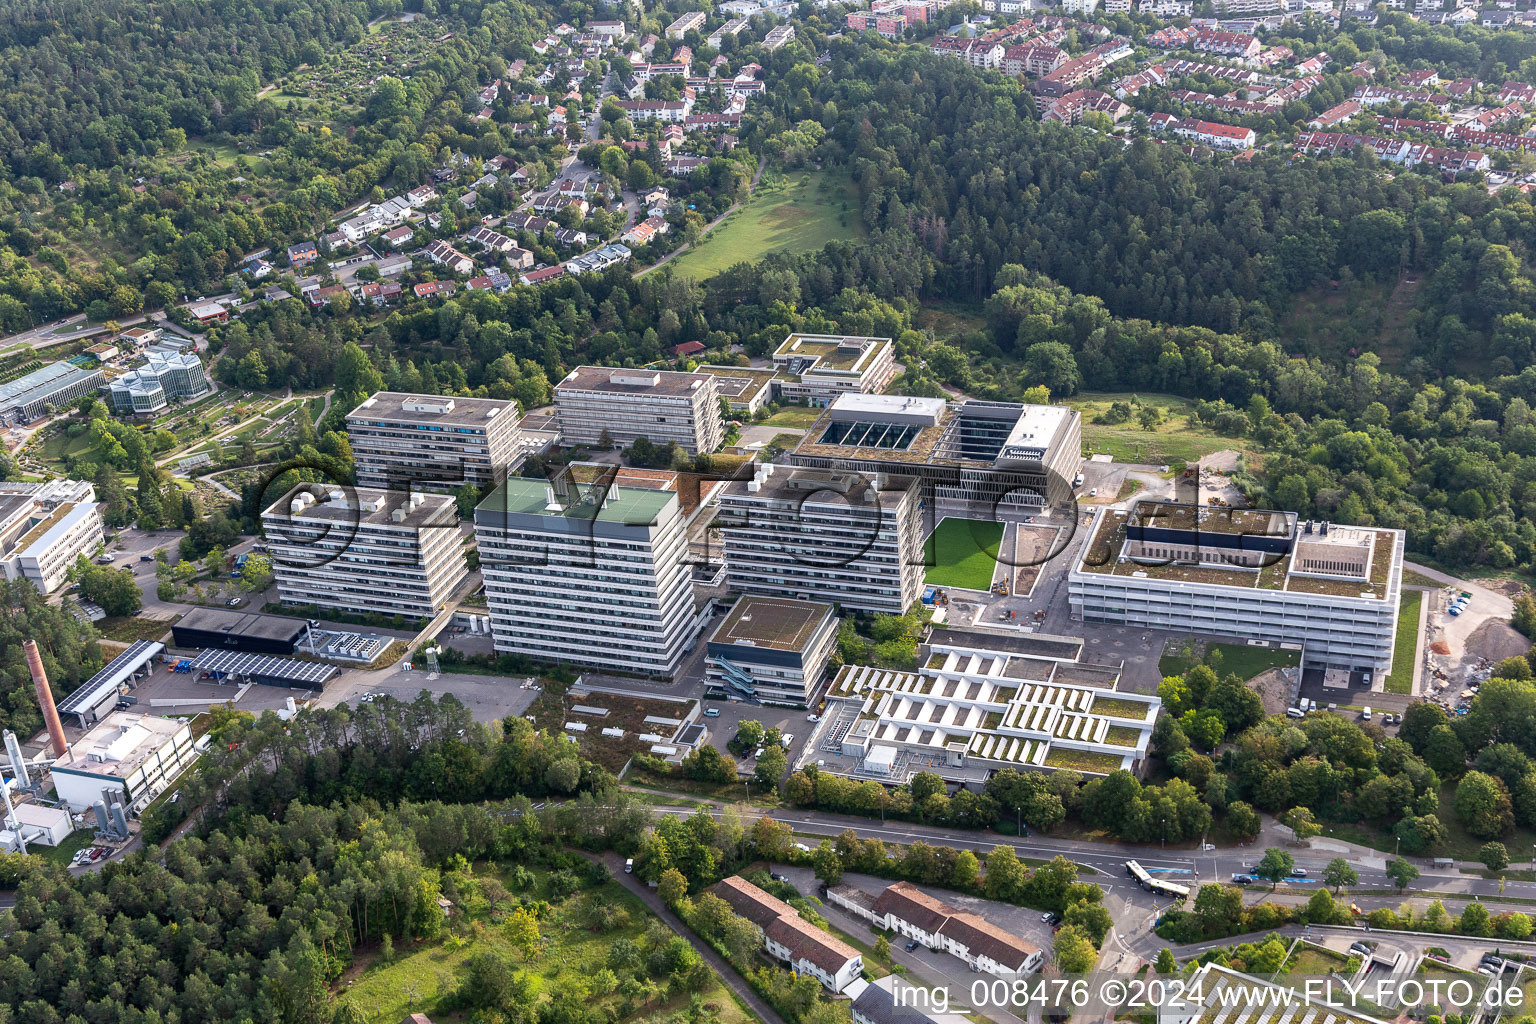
[
  {"left": 57, "top": 639, "right": 164, "bottom": 714},
  {"left": 192, "top": 649, "right": 338, "bottom": 686}
]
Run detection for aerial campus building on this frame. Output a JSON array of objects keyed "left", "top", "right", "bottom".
[
  {"left": 808, "top": 629, "right": 1160, "bottom": 785},
  {"left": 554, "top": 366, "right": 725, "bottom": 453},
  {"left": 261, "top": 485, "right": 469, "bottom": 621},
  {"left": 0, "top": 479, "right": 103, "bottom": 593},
  {"left": 50, "top": 712, "right": 200, "bottom": 814},
  {"left": 769, "top": 333, "right": 899, "bottom": 406},
  {"left": 474, "top": 466, "right": 713, "bottom": 677},
  {"left": 0, "top": 361, "right": 106, "bottom": 424},
  {"left": 719, "top": 462, "right": 926, "bottom": 615},
  {"left": 107, "top": 351, "right": 212, "bottom": 415},
  {"left": 346, "top": 392, "right": 533, "bottom": 491},
  {"left": 788, "top": 393, "right": 1083, "bottom": 516},
  {"left": 705, "top": 595, "right": 840, "bottom": 706},
  {"left": 1068, "top": 501, "right": 1406, "bottom": 678}
]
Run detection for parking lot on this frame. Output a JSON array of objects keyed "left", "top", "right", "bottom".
[{"left": 696, "top": 696, "right": 818, "bottom": 773}]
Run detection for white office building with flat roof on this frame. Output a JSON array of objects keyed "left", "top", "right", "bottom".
[
  {"left": 720, "top": 463, "right": 925, "bottom": 614},
  {"left": 474, "top": 470, "right": 704, "bottom": 677},
  {"left": 51, "top": 713, "right": 199, "bottom": 813},
  {"left": 554, "top": 366, "right": 725, "bottom": 453},
  {"left": 790, "top": 393, "right": 1083, "bottom": 515},
  {"left": 1068, "top": 502, "right": 1406, "bottom": 677},
  {"left": 0, "top": 480, "right": 103, "bottom": 593},
  {"left": 771, "top": 333, "right": 898, "bottom": 406},
  {"left": 261, "top": 485, "right": 468, "bottom": 620},
  {"left": 346, "top": 392, "right": 529, "bottom": 491},
  {"left": 108, "top": 351, "right": 212, "bottom": 415}
]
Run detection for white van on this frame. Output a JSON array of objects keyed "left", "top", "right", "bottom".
[
  {"left": 1361, "top": 706, "right": 1372, "bottom": 722},
  {"left": 1286, "top": 708, "right": 1305, "bottom": 719},
  {"left": 780, "top": 733, "right": 793, "bottom": 748},
  {"left": 624, "top": 858, "right": 634, "bottom": 874}
]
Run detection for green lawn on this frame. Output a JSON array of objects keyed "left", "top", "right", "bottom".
[
  {"left": 1066, "top": 392, "right": 1252, "bottom": 465},
  {"left": 667, "top": 170, "right": 865, "bottom": 281},
  {"left": 1383, "top": 590, "right": 1423, "bottom": 695},
  {"left": 924, "top": 517, "right": 1004, "bottom": 591},
  {"left": 96, "top": 615, "right": 181, "bottom": 644},
  {"left": 1159, "top": 641, "right": 1301, "bottom": 681},
  {"left": 31, "top": 828, "right": 93, "bottom": 868},
  {"left": 761, "top": 407, "right": 822, "bottom": 428}
]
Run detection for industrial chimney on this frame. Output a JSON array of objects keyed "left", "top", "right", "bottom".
[{"left": 23, "top": 640, "right": 68, "bottom": 758}]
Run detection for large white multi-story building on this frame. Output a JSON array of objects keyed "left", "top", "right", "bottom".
[
  {"left": 1068, "top": 502, "right": 1406, "bottom": 678},
  {"left": 346, "top": 392, "right": 530, "bottom": 492},
  {"left": 721, "top": 463, "right": 925, "bottom": 615},
  {"left": 813, "top": 629, "right": 1159, "bottom": 785},
  {"left": 261, "top": 485, "right": 469, "bottom": 621},
  {"left": 555, "top": 366, "right": 725, "bottom": 453},
  {"left": 474, "top": 469, "right": 704, "bottom": 677},
  {"left": 0, "top": 479, "right": 103, "bottom": 593},
  {"left": 789, "top": 394, "right": 1083, "bottom": 516},
  {"left": 771, "top": 333, "right": 899, "bottom": 406}
]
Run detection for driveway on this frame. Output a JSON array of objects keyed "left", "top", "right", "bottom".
[{"left": 588, "top": 850, "right": 786, "bottom": 1024}]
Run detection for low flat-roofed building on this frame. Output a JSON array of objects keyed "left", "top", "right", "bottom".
[
  {"left": 706, "top": 596, "right": 838, "bottom": 706},
  {"left": 262, "top": 485, "right": 469, "bottom": 621},
  {"left": 790, "top": 394, "right": 1082, "bottom": 515},
  {"left": 697, "top": 364, "right": 776, "bottom": 416},
  {"left": 56, "top": 639, "right": 164, "bottom": 728},
  {"left": 172, "top": 606, "right": 311, "bottom": 655},
  {"left": 815, "top": 629, "right": 1157, "bottom": 784},
  {"left": 5, "top": 801, "right": 74, "bottom": 847},
  {"left": 346, "top": 391, "right": 527, "bottom": 491},
  {"left": 1069, "top": 501, "right": 1405, "bottom": 677},
  {"left": 721, "top": 463, "right": 925, "bottom": 615},
  {"left": 771, "top": 334, "right": 898, "bottom": 406},
  {"left": 712, "top": 876, "right": 864, "bottom": 992},
  {"left": 555, "top": 365, "right": 725, "bottom": 453},
  {"left": 0, "top": 361, "right": 106, "bottom": 423},
  {"left": 51, "top": 712, "right": 199, "bottom": 813}
]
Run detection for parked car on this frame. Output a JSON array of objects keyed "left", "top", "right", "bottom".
[
  {"left": 806, "top": 714, "right": 819, "bottom": 722},
  {"left": 1232, "top": 874, "right": 1256, "bottom": 885},
  {"left": 139, "top": 554, "right": 155, "bottom": 562},
  {"left": 703, "top": 708, "right": 720, "bottom": 718},
  {"left": 1293, "top": 868, "right": 1308, "bottom": 877},
  {"left": 905, "top": 939, "right": 920, "bottom": 951},
  {"left": 226, "top": 597, "right": 242, "bottom": 607}
]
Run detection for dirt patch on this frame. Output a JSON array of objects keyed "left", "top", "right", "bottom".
[
  {"left": 1199, "top": 449, "right": 1244, "bottom": 474},
  {"left": 1249, "top": 666, "right": 1296, "bottom": 715},
  {"left": 1009, "top": 523, "right": 1061, "bottom": 597},
  {"left": 1465, "top": 619, "right": 1530, "bottom": 664},
  {"left": 1471, "top": 578, "right": 1526, "bottom": 600}
]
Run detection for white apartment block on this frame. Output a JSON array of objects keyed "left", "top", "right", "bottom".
[
  {"left": 555, "top": 366, "right": 725, "bottom": 453},
  {"left": 474, "top": 472, "right": 702, "bottom": 677},
  {"left": 815, "top": 629, "right": 1159, "bottom": 784},
  {"left": 721, "top": 463, "right": 925, "bottom": 615},
  {"left": 771, "top": 333, "right": 898, "bottom": 406},
  {"left": 1212, "top": 0, "right": 1283, "bottom": 13},
  {"left": 261, "top": 486, "right": 468, "bottom": 621},
  {"left": 705, "top": 595, "right": 839, "bottom": 706},
  {"left": 0, "top": 480, "right": 103, "bottom": 594},
  {"left": 667, "top": 10, "right": 707, "bottom": 37},
  {"left": 1068, "top": 502, "right": 1406, "bottom": 678},
  {"left": 346, "top": 392, "right": 528, "bottom": 491}
]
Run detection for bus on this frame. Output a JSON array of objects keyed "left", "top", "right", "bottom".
[{"left": 1126, "top": 860, "right": 1191, "bottom": 900}]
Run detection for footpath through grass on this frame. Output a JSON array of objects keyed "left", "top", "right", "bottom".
[
  {"left": 924, "top": 517, "right": 1004, "bottom": 591},
  {"left": 667, "top": 169, "right": 864, "bottom": 281}
]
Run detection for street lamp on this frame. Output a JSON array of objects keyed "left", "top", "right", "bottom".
[{"left": 1162, "top": 817, "right": 1167, "bottom": 850}]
